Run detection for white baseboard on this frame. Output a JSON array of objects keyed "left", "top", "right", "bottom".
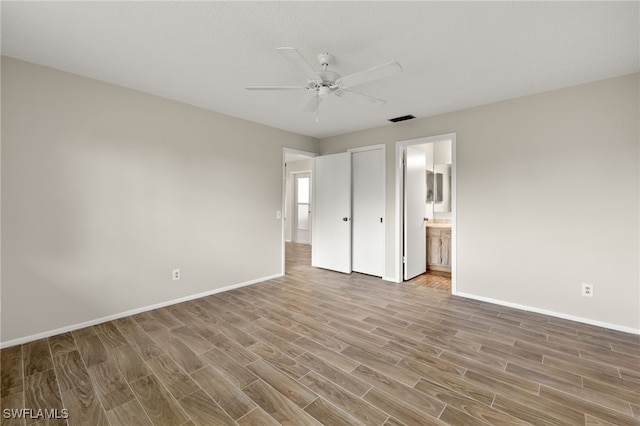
[
  {"left": 0, "top": 273, "right": 283, "bottom": 349},
  {"left": 455, "top": 291, "right": 640, "bottom": 336}
]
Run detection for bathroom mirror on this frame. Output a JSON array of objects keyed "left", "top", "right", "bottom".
[{"left": 433, "top": 163, "right": 451, "bottom": 212}]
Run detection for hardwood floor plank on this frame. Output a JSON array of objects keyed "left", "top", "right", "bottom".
[
  {"left": 51, "top": 351, "right": 90, "bottom": 393},
  {"left": 412, "top": 378, "right": 530, "bottom": 425},
  {"left": 246, "top": 359, "right": 316, "bottom": 408},
  {"left": 206, "top": 333, "right": 258, "bottom": 365},
  {"left": 170, "top": 326, "right": 214, "bottom": 355},
  {"left": 47, "top": 333, "right": 77, "bottom": 358},
  {"left": 177, "top": 389, "right": 236, "bottom": 426},
  {"left": 296, "top": 352, "right": 371, "bottom": 397},
  {"left": 251, "top": 328, "right": 307, "bottom": 359},
  {"left": 492, "top": 392, "right": 585, "bottom": 426},
  {"left": 159, "top": 334, "right": 205, "bottom": 374},
  {"left": 23, "top": 369, "right": 64, "bottom": 422},
  {"left": 190, "top": 366, "right": 255, "bottom": 420},
  {"left": 582, "top": 376, "right": 640, "bottom": 407},
  {"left": 149, "top": 308, "right": 186, "bottom": 330},
  {"left": 75, "top": 335, "right": 109, "bottom": 368},
  {"left": 538, "top": 385, "right": 637, "bottom": 426},
  {"left": 129, "top": 375, "right": 190, "bottom": 426},
  {"left": 341, "top": 345, "right": 420, "bottom": 387},
  {"left": 199, "top": 348, "right": 258, "bottom": 390},
  {"left": 242, "top": 379, "right": 321, "bottom": 426},
  {"left": 298, "top": 371, "right": 388, "bottom": 425},
  {"left": 438, "top": 405, "right": 490, "bottom": 425},
  {"left": 93, "top": 322, "right": 128, "bottom": 350},
  {"left": 304, "top": 397, "right": 366, "bottom": 426},
  {"left": 236, "top": 408, "right": 279, "bottom": 426},
  {"left": 505, "top": 359, "right": 583, "bottom": 390},
  {"left": 86, "top": 360, "right": 135, "bottom": 411},
  {"left": 1, "top": 391, "right": 26, "bottom": 426},
  {"left": 293, "top": 337, "right": 360, "bottom": 372},
  {"left": 108, "top": 344, "right": 152, "bottom": 384},
  {"left": 22, "top": 340, "right": 52, "bottom": 377},
  {"left": 144, "top": 354, "right": 200, "bottom": 401},
  {"left": 352, "top": 364, "right": 445, "bottom": 418},
  {"left": 1, "top": 345, "right": 23, "bottom": 398},
  {"left": 105, "top": 399, "right": 153, "bottom": 426},
  {"left": 114, "top": 317, "right": 165, "bottom": 361},
  {"left": 362, "top": 386, "right": 442, "bottom": 426},
  {"left": 247, "top": 341, "right": 310, "bottom": 380},
  {"left": 60, "top": 382, "right": 109, "bottom": 426}
]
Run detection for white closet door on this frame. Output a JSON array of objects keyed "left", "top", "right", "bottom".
[
  {"left": 404, "top": 147, "right": 427, "bottom": 280},
  {"left": 312, "top": 152, "right": 352, "bottom": 273},
  {"left": 352, "top": 148, "right": 385, "bottom": 277}
]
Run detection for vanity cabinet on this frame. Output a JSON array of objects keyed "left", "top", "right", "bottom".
[{"left": 426, "top": 226, "right": 451, "bottom": 273}]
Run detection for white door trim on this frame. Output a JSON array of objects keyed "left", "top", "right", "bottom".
[{"left": 394, "top": 133, "right": 457, "bottom": 295}]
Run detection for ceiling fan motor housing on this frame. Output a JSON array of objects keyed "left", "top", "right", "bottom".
[{"left": 317, "top": 52, "right": 332, "bottom": 66}]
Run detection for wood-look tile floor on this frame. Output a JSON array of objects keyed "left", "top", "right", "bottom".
[
  {"left": 2, "top": 242, "right": 639, "bottom": 425},
  {"left": 407, "top": 272, "right": 451, "bottom": 292}
]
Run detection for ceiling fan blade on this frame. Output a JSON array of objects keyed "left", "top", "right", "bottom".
[
  {"left": 302, "top": 93, "right": 324, "bottom": 112},
  {"left": 335, "top": 89, "right": 386, "bottom": 107},
  {"left": 277, "top": 47, "right": 321, "bottom": 81},
  {"left": 245, "top": 86, "right": 308, "bottom": 91},
  {"left": 337, "top": 61, "right": 403, "bottom": 88}
]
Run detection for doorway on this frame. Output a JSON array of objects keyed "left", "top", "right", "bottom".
[
  {"left": 292, "top": 172, "right": 311, "bottom": 244},
  {"left": 282, "top": 148, "right": 317, "bottom": 275},
  {"left": 395, "top": 134, "right": 456, "bottom": 293}
]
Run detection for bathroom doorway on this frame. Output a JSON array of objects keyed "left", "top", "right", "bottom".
[{"left": 395, "top": 134, "right": 456, "bottom": 293}]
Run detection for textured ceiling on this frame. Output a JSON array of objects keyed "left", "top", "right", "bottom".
[{"left": 2, "top": 1, "right": 639, "bottom": 139}]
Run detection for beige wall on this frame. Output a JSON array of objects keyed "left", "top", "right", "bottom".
[
  {"left": 319, "top": 73, "right": 639, "bottom": 332},
  {"left": 1, "top": 57, "right": 318, "bottom": 344}
]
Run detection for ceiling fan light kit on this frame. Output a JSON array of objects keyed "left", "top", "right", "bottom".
[{"left": 246, "top": 47, "right": 403, "bottom": 122}]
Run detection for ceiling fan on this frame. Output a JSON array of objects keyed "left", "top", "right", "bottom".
[{"left": 246, "top": 47, "right": 403, "bottom": 121}]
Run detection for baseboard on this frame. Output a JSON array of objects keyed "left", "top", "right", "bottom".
[
  {"left": 455, "top": 291, "right": 640, "bottom": 335},
  {"left": 0, "top": 273, "right": 283, "bottom": 349}
]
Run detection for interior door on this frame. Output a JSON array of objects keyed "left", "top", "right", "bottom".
[
  {"left": 404, "top": 147, "right": 427, "bottom": 280},
  {"left": 312, "top": 152, "right": 352, "bottom": 273},
  {"left": 294, "top": 172, "right": 311, "bottom": 244},
  {"left": 352, "top": 148, "right": 384, "bottom": 277}
]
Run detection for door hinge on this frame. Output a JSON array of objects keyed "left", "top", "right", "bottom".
[{"left": 402, "top": 256, "right": 406, "bottom": 264}]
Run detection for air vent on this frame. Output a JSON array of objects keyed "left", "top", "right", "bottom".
[{"left": 388, "top": 114, "right": 416, "bottom": 123}]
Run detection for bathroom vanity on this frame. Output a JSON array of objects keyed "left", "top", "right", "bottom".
[{"left": 426, "top": 222, "right": 451, "bottom": 274}]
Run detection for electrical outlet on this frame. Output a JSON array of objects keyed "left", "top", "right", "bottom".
[
  {"left": 581, "top": 283, "right": 593, "bottom": 297},
  {"left": 172, "top": 269, "right": 181, "bottom": 281}
]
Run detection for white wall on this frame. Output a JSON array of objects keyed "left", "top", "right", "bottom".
[
  {"left": 319, "top": 73, "right": 640, "bottom": 333},
  {"left": 1, "top": 57, "right": 318, "bottom": 345}
]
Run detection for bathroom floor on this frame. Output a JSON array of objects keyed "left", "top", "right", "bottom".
[{"left": 407, "top": 271, "right": 451, "bottom": 292}]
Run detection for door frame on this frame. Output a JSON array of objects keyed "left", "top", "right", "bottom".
[
  {"left": 282, "top": 148, "right": 318, "bottom": 275},
  {"left": 394, "top": 133, "right": 457, "bottom": 294}
]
